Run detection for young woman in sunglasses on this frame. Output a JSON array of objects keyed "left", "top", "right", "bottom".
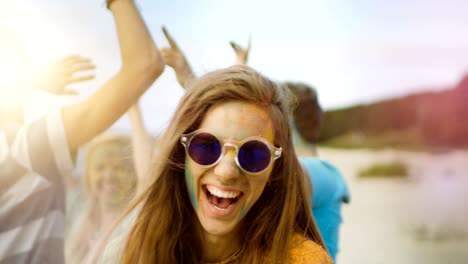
[
  {"left": 97, "top": 65, "right": 332, "bottom": 263},
  {"left": 160, "top": 28, "right": 349, "bottom": 262}
]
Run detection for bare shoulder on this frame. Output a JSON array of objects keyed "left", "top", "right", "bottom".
[{"left": 289, "top": 234, "right": 333, "bottom": 264}]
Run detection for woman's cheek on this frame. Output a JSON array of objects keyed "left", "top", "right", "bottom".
[{"left": 185, "top": 159, "right": 199, "bottom": 212}]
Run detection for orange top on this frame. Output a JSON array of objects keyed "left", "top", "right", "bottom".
[{"left": 288, "top": 233, "right": 333, "bottom": 264}]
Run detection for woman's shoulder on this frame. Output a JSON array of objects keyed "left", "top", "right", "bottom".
[{"left": 289, "top": 233, "right": 333, "bottom": 264}]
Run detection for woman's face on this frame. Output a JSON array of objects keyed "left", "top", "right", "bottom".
[
  {"left": 88, "top": 143, "right": 136, "bottom": 209},
  {"left": 185, "top": 101, "right": 276, "bottom": 238}
]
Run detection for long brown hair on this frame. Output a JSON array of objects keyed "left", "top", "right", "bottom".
[{"left": 122, "top": 65, "right": 325, "bottom": 263}]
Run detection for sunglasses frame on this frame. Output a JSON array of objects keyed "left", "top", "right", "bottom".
[{"left": 180, "top": 129, "right": 282, "bottom": 175}]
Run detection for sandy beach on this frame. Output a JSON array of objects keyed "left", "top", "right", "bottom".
[{"left": 318, "top": 148, "right": 468, "bottom": 264}]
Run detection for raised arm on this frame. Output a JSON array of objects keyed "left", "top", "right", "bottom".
[
  {"left": 63, "top": 0, "right": 164, "bottom": 153},
  {"left": 37, "top": 55, "right": 96, "bottom": 189},
  {"left": 230, "top": 35, "right": 251, "bottom": 65},
  {"left": 160, "top": 26, "right": 194, "bottom": 89},
  {"left": 127, "top": 103, "right": 154, "bottom": 195}
]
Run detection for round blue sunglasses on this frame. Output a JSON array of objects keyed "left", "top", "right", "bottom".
[{"left": 181, "top": 130, "right": 282, "bottom": 174}]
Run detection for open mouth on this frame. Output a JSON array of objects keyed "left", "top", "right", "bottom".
[{"left": 202, "top": 185, "right": 243, "bottom": 210}]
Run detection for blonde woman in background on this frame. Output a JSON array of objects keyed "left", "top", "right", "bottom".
[
  {"left": 66, "top": 134, "right": 134, "bottom": 263},
  {"left": 66, "top": 81, "right": 156, "bottom": 263}
]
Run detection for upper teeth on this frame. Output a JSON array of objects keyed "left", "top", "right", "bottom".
[{"left": 206, "top": 185, "right": 240, "bottom": 198}]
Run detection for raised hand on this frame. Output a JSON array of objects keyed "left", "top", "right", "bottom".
[
  {"left": 36, "top": 55, "right": 95, "bottom": 95},
  {"left": 160, "top": 26, "right": 194, "bottom": 88},
  {"left": 230, "top": 35, "right": 251, "bottom": 65}
]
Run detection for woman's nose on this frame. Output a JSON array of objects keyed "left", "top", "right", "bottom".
[{"left": 213, "top": 149, "right": 240, "bottom": 183}]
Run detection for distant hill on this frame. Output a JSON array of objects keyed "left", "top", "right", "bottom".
[{"left": 319, "top": 74, "right": 468, "bottom": 149}]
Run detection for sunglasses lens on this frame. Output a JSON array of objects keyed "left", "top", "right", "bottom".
[
  {"left": 238, "top": 140, "right": 271, "bottom": 173},
  {"left": 188, "top": 133, "right": 222, "bottom": 166}
]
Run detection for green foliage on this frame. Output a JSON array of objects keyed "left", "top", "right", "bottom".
[
  {"left": 358, "top": 162, "right": 408, "bottom": 178},
  {"left": 318, "top": 83, "right": 468, "bottom": 149}
]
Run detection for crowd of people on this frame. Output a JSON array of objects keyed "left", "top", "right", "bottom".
[{"left": 0, "top": 0, "right": 349, "bottom": 263}]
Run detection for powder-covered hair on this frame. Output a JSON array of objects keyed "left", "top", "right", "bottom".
[{"left": 122, "top": 65, "right": 325, "bottom": 263}]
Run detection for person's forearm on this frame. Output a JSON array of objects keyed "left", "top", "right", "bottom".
[
  {"left": 128, "top": 103, "right": 154, "bottom": 194},
  {"left": 63, "top": 0, "right": 164, "bottom": 152},
  {"left": 176, "top": 65, "right": 196, "bottom": 89},
  {"left": 111, "top": 0, "right": 163, "bottom": 72},
  {"left": 235, "top": 57, "right": 247, "bottom": 65}
]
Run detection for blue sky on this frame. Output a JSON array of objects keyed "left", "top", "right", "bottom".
[{"left": 1, "top": 0, "right": 468, "bottom": 133}]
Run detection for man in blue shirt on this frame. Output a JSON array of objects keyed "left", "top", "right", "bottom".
[{"left": 286, "top": 81, "right": 351, "bottom": 262}]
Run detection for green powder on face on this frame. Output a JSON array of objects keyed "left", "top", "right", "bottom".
[{"left": 185, "top": 160, "right": 199, "bottom": 212}]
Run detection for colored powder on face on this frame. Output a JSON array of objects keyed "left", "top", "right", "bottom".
[
  {"left": 239, "top": 206, "right": 247, "bottom": 220},
  {"left": 212, "top": 105, "right": 274, "bottom": 141},
  {"left": 185, "top": 159, "right": 199, "bottom": 212}
]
